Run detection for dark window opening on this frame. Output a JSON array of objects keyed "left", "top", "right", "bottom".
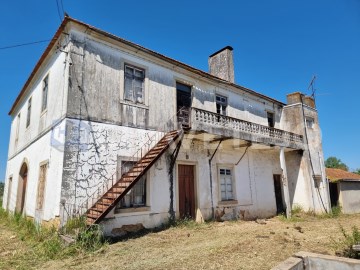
[
  {"left": 41, "top": 75, "right": 49, "bottom": 112},
  {"left": 267, "top": 112, "right": 274, "bottom": 128},
  {"left": 216, "top": 95, "right": 227, "bottom": 116}
]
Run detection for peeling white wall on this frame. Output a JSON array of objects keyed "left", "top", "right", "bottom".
[{"left": 3, "top": 119, "right": 66, "bottom": 222}]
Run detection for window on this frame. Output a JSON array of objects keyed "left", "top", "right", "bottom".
[
  {"left": 124, "top": 64, "right": 145, "bottom": 103},
  {"left": 267, "top": 112, "right": 274, "bottom": 128},
  {"left": 14, "top": 114, "right": 20, "bottom": 148},
  {"left": 41, "top": 75, "right": 49, "bottom": 112},
  {"left": 6, "top": 176, "right": 12, "bottom": 210},
  {"left": 117, "top": 161, "right": 147, "bottom": 209},
  {"left": 216, "top": 95, "right": 227, "bottom": 116},
  {"left": 306, "top": 117, "right": 315, "bottom": 129},
  {"left": 26, "top": 97, "right": 32, "bottom": 128},
  {"left": 36, "top": 163, "right": 47, "bottom": 210},
  {"left": 219, "top": 168, "right": 234, "bottom": 201}
]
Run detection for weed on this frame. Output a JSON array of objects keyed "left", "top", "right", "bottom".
[
  {"left": 334, "top": 225, "right": 360, "bottom": 259},
  {"left": 291, "top": 204, "right": 303, "bottom": 216}
]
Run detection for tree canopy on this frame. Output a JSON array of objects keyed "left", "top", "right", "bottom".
[{"left": 325, "top": 156, "right": 349, "bottom": 171}]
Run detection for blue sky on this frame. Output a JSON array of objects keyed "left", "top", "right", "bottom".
[{"left": 0, "top": 0, "right": 359, "bottom": 181}]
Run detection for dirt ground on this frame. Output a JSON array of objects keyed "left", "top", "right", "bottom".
[{"left": 2, "top": 214, "right": 360, "bottom": 270}]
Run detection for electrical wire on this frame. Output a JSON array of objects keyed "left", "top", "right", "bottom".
[
  {"left": 0, "top": 39, "right": 52, "bottom": 50},
  {"left": 56, "top": 0, "right": 63, "bottom": 22},
  {"left": 60, "top": 0, "right": 65, "bottom": 16}
]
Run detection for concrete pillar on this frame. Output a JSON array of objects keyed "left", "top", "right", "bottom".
[{"left": 280, "top": 147, "right": 291, "bottom": 218}]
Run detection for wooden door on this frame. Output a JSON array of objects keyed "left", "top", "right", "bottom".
[
  {"left": 20, "top": 173, "right": 27, "bottom": 213},
  {"left": 273, "top": 174, "right": 284, "bottom": 214},
  {"left": 178, "top": 164, "right": 195, "bottom": 219}
]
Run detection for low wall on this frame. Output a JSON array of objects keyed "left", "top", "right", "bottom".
[{"left": 272, "top": 251, "right": 360, "bottom": 270}]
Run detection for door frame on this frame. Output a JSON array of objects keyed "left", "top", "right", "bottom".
[
  {"left": 273, "top": 174, "right": 285, "bottom": 214},
  {"left": 176, "top": 161, "right": 198, "bottom": 219}
]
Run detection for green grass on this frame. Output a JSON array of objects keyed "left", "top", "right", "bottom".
[{"left": 0, "top": 203, "right": 107, "bottom": 267}]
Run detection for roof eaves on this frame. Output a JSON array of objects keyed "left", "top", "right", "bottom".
[
  {"left": 9, "top": 16, "right": 286, "bottom": 115},
  {"left": 66, "top": 17, "right": 286, "bottom": 106}
]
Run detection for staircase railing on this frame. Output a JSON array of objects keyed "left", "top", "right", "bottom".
[{"left": 62, "top": 107, "right": 190, "bottom": 224}]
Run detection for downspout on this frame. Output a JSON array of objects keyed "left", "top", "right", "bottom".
[
  {"left": 209, "top": 139, "right": 223, "bottom": 220},
  {"left": 168, "top": 132, "right": 184, "bottom": 224}
]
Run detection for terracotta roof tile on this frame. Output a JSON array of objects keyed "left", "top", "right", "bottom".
[{"left": 326, "top": 168, "right": 360, "bottom": 182}]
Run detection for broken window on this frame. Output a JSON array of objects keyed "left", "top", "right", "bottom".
[
  {"left": 124, "top": 64, "right": 145, "bottom": 103},
  {"left": 216, "top": 95, "right": 227, "bottom": 116},
  {"left": 41, "top": 75, "right": 49, "bottom": 112},
  {"left": 267, "top": 112, "right": 274, "bottom": 128},
  {"left": 117, "top": 161, "right": 147, "bottom": 209},
  {"left": 219, "top": 168, "right": 234, "bottom": 201},
  {"left": 36, "top": 163, "right": 47, "bottom": 211},
  {"left": 26, "top": 97, "right": 32, "bottom": 128},
  {"left": 306, "top": 117, "right": 315, "bottom": 129}
]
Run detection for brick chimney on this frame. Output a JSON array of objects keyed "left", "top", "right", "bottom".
[{"left": 208, "top": 46, "right": 234, "bottom": 83}]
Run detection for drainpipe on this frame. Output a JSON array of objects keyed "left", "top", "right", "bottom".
[{"left": 209, "top": 139, "right": 223, "bottom": 220}]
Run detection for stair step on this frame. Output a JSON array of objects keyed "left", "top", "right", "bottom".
[
  {"left": 100, "top": 198, "right": 115, "bottom": 204},
  {"left": 83, "top": 130, "right": 182, "bottom": 227},
  {"left": 87, "top": 213, "right": 100, "bottom": 219}
]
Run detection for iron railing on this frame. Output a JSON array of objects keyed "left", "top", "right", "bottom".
[{"left": 62, "top": 107, "right": 189, "bottom": 224}]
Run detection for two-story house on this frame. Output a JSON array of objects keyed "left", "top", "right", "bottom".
[{"left": 2, "top": 16, "right": 330, "bottom": 236}]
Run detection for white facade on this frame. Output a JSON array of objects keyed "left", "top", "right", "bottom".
[{"left": 2, "top": 17, "right": 330, "bottom": 233}]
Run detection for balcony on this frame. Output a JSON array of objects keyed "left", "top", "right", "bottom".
[{"left": 182, "top": 108, "right": 304, "bottom": 150}]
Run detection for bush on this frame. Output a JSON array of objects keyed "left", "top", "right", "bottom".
[{"left": 335, "top": 225, "right": 360, "bottom": 259}]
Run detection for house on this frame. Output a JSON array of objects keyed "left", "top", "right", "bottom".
[
  {"left": 2, "top": 16, "right": 330, "bottom": 236},
  {"left": 326, "top": 168, "right": 360, "bottom": 214}
]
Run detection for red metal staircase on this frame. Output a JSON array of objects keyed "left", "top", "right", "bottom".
[{"left": 85, "top": 130, "right": 182, "bottom": 225}]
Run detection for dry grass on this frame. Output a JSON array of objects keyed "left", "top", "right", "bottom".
[{"left": 2, "top": 213, "right": 360, "bottom": 269}]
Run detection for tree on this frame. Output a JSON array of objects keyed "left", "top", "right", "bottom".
[
  {"left": 353, "top": 168, "right": 360, "bottom": 175},
  {"left": 325, "top": 156, "right": 349, "bottom": 171}
]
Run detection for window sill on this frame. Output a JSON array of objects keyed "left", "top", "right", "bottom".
[
  {"left": 218, "top": 200, "right": 238, "bottom": 207},
  {"left": 120, "top": 100, "right": 149, "bottom": 110},
  {"left": 115, "top": 206, "right": 150, "bottom": 214}
]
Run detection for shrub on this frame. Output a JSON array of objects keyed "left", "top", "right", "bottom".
[{"left": 335, "top": 225, "right": 360, "bottom": 259}]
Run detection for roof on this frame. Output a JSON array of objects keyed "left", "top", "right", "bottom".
[
  {"left": 326, "top": 168, "right": 360, "bottom": 182},
  {"left": 9, "top": 16, "right": 286, "bottom": 115}
]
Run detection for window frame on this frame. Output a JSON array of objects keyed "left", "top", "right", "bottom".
[
  {"left": 124, "top": 64, "right": 145, "bottom": 104},
  {"left": 14, "top": 113, "right": 21, "bottom": 149},
  {"left": 36, "top": 161, "right": 48, "bottom": 211},
  {"left": 6, "top": 175, "right": 13, "bottom": 210},
  {"left": 267, "top": 111, "right": 275, "bottom": 128},
  {"left": 41, "top": 74, "right": 49, "bottom": 113},
  {"left": 26, "top": 97, "right": 32, "bottom": 128},
  {"left": 305, "top": 117, "right": 315, "bottom": 129},
  {"left": 115, "top": 160, "right": 149, "bottom": 212},
  {"left": 215, "top": 94, "right": 228, "bottom": 116},
  {"left": 218, "top": 166, "right": 236, "bottom": 202}
]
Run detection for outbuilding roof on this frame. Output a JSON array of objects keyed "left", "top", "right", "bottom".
[
  {"left": 326, "top": 168, "right": 360, "bottom": 182},
  {"left": 9, "top": 16, "right": 286, "bottom": 115}
]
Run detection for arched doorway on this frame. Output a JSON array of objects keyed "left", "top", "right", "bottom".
[{"left": 16, "top": 163, "right": 28, "bottom": 214}]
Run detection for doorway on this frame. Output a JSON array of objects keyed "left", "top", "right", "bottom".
[
  {"left": 273, "top": 174, "right": 285, "bottom": 214},
  {"left": 329, "top": 182, "right": 339, "bottom": 207},
  {"left": 178, "top": 164, "right": 195, "bottom": 219},
  {"left": 16, "top": 163, "right": 28, "bottom": 214},
  {"left": 176, "top": 82, "right": 191, "bottom": 127}
]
